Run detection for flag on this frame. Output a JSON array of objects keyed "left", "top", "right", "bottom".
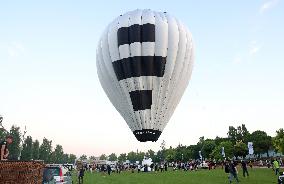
[
  {"left": 248, "top": 142, "right": 254, "bottom": 155},
  {"left": 199, "top": 151, "right": 202, "bottom": 160},
  {"left": 221, "top": 147, "right": 225, "bottom": 157}
]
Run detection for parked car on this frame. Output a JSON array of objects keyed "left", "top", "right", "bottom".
[{"left": 43, "top": 164, "right": 72, "bottom": 184}]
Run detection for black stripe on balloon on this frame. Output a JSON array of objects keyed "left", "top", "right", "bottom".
[
  {"left": 112, "top": 56, "right": 166, "bottom": 81},
  {"left": 117, "top": 23, "right": 155, "bottom": 46},
  {"left": 129, "top": 90, "right": 152, "bottom": 111}
]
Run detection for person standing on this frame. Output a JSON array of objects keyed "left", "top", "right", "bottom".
[
  {"left": 0, "top": 135, "right": 13, "bottom": 161},
  {"left": 160, "top": 163, "right": 164, "bottom": 172},
  {"left": 155, "top": 163, "right": 158, "bottom": 172},
  {"left": 107, "top": 164, "right": 112, "bottom": 175},
  {"left": 150, "top": 163, "right": 154, "bottom": 171},
  {"left": 221, "top": 160, "right": 225, "bottom": 169},
  {"left": 100, "top": 164, "right": 106, "bottom": 176},
  {"left": 164, "top": 162, "right": 168, "bottom": 171},
  {"left": 225, "top": 161, "right": 230, "bottom": 174},
  {"left": 115, "top": 164, "right": 119, "bottom": 173},
  {"left": 249, "top": 160, "right": 253, "bottom": 169},
  {"left": 273, "top": 159, "right": 280, "bottom": 175},
  {"left": 265, "top": 160, "right": 271, "bottom": 169},
  {"left": 241, "top": 160, "right": 249, "bottom": 177},
  {"left": 78, "top": 167, "right": 85, "bottom": 184},
  {"left": 228, "top": 161, "right": 239, "bottom": 183},
  {"left": 144, "top": 164, "right": 148, "bottom": 172},
  {"left": 119, "top": 164, "right": 122, "bottom": 174}
]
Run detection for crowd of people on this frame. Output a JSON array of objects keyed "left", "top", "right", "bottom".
[{"left": 75, "top": 157, "right": 284, "bottom": 184}]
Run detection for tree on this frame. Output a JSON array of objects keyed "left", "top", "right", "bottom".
[
  {"left": 228, "top": 126, "right": 238, "bottom": 144},
  {"left": 118, "top": 153, "right": 127, "bottom": 162},
  {"left": 249, "top": 130, "right": 272, "bottom": 157},
  {"left": 210, "top": 141, "right": 233, "bottom": 160},
  {"left": 193, "top": 139, "right": 204, "bottom": 160},
  {"left": 8, "top": 125, "right": 21, "bottom": 160},
  {"left": 79, "top": 154, "right": 88, "bottom": 160},
  {"left": 21, "top": 136, "right": 33, "bottom": 160},
  {"left": 237, "top": 124, "right": 250, "bottom": 143},
  {"left": 165, "top": 146, "right": 176, "bottom": 162},
  {"left": 39, "top": 137, "right": 52, "bottom": 163},
  {"left": 175, "top": 144, "right": 186, "bottom": 162},
  {"left": 127, "top": 151, "right": 137, "bottom": 163},
  {"left": 199, "top": 136, "right": 205, "bottom": 143},
  {"left": 51, "top": 145, "right": 64, "bottom": 164},
  {"left": 273, "top": 128, "right": 284, "bottom": 154},
  {"left": 146, "top": 149, "right": 155, "bottom": 160},
  {"left": 215, "top": 136, "right": 230, "bottom": 146},
  {"left": 98, "top": 154, "right": 106, "bottom": 160},
  {"left": 62, "top": 154, "right": 69, "bottom": 163},
  {"left": 234, "top": 141, "right": 247, "bottom": 158},
  {"left": 201, "top": 139, "right": 216, "bottom": 159},
  {"left": 32, "top": 140, "right": 40, "bottom": 160},
  {"left": 136, "top": 152, "right": 145, "bottom": 162},
  {"left": 0, "top": 123, "right": 77, "bottom": 163},
  {"left": 89, "top": 156, "right": 96, "bottom": 160},
  {"left": 159, "top": 140, "right": 167, "bottom": 161},
  {"left": 228, "top": 124, "right": 250, "bottom": 144},
  {"left": 154, "top": 150, "right": 166, "bottom": 162},
  {"left": 108, "top": 153, "right": 117, "bottom": 161},
  {"left": 0, "top": 128, "right": 7, "bottom": 141},
  {"left": 68, "top": 154, "right": 77, "bottom": 163},
  {"left": 185, "top": 145, "right": 196, "bottom": 160}
]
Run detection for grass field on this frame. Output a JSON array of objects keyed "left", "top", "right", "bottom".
[{"left": 72, "top": 168, "right": 281, "bottom": 184}]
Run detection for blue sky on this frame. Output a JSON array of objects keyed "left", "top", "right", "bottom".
[{"left": 0, "top": 0, "right": 283, "bottom": 156}]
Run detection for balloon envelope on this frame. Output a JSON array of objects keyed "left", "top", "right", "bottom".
[{"left": 97, "top": 9, "right": 194, "bottom": 142}]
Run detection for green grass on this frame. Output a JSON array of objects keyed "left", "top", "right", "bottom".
[{"left": 73, "top": 168, "right": 280, "bottom": 184}]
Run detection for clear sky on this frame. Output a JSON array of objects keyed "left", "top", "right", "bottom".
[{"left": 0, "top": 0, "right": 283, "bottom": 157}]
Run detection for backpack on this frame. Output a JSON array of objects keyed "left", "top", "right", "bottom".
[{"left": 225, "top": 164, "right": 229, "bottom": 173}]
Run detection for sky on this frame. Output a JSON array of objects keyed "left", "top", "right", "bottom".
[{"left": 0, "top": 0, "right": 283, "bottom": 157}]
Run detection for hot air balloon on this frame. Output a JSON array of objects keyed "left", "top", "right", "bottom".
[{"left": 96, "top": 9, "right": 194, "bottom": 142}]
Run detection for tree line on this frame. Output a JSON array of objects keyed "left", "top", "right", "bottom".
[
  {"left": 86, "top": 124, "right": 284, "bottom": 163},
  {"left": 2, "top": 124, "right": 283, "bottom": 164},
  {"left": 0, "top": 125, "right": 76, "bottom": 164}
]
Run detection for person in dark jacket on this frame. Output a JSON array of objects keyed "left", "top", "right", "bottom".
[
  {"left": 241, "top": 160, "right": 249, "bottom": 177},
  {"left": 228, "top": 161, "right": 239, "bottom": 183},
  {"left": 107, "top": 164, "right": 112, "bottom": 175},
  {"left": 100, "top": 164, "right": 105, "bottom": 172},
  {"left": 155, "top": 163, "right": 158, "bottom": 172},
  {"left": 78, "top": 167, "right": 85, "bottom": 184}
]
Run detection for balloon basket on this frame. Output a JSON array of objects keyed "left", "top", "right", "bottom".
[
  {"left": 0, "top": 161, "right": 44, "bottom": 184},
  {"left": 133, "top": 129, "right": 162, "bottom": 142}
]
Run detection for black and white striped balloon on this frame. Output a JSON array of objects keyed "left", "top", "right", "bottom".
[{"left": 97, "top": 9, "right": 194, "bottom": 142}]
